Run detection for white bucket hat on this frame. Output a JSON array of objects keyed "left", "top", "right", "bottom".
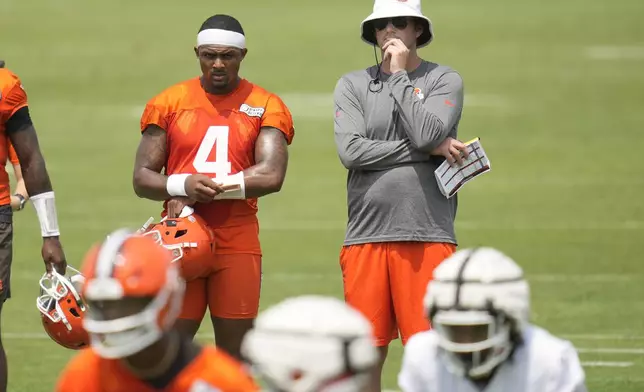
[{"left": 361, "top": 0, "right": 434, "bottom": 48}]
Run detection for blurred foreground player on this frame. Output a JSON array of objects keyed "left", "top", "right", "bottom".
[
  {"left": 55, "top": 229, "right": 259, "bottom": 392},
  {"left": 132, "top": 14, "right": 295, "bottom": 360},
  {"left": 0, "top": 62, "right": 66, "bottom": 391},
  {"left": 242, "top": 296, "right": 379, "bottom": 392},
  {"left": 398, "top": 248, "right": 587, "bottom": 392}
]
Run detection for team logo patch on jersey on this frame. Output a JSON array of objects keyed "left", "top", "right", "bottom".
[
  {"left": 239, "top": 103, "right": 265, "bottom": 118},
  {"left": 413, "top": 87, "right": 424, "bottom": 100}
]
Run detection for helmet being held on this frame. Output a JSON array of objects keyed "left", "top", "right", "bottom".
[
  {"left": 139, "top": 206, "right": 215, "bottom": 280},
  {"left": 37, "top": 265, "right": 90, "bottom": 350}
]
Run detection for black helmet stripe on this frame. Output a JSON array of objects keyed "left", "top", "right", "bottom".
[{"left": 453, "top": 248, "right": 479, "bottom": 308}]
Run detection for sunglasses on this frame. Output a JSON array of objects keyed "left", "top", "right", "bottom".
[{"left": 373, "top": 17, "right": 409, "bottom": 31}]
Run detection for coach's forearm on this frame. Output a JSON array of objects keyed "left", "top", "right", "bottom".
[
  {"left": 336, "top": 135, "right": 429, "bottom": 171},
  {"left": 388, "top": 71, "right": 464, "bottom": 152},
  {"left": 132, "top": 169, "right": 171, "bottom": 201}
]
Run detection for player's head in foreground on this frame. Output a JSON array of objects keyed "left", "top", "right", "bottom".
[
  {"left": 424, "top": 247, "right": 530, "bottom": 380},
  {"left": 241, "top": 295, "right": 379, "bottom": 392},
  {"left": 79, "top": 229, "right": 185, "bottom": 370},
  {"left": 194, "top": 14, "right": 248, "bottom": 95},
  {"left": 360, "top": 0, "right": 433, "bottom": 51}
]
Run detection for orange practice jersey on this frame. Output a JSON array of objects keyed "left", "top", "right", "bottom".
[
  {"left": 140, "top": 77, "right": 295, "bottom": 255},
  {"left": 0, "top": 69, "right": 28, "bottom": 205},
  {"left": 55, "top": 346, "right": 260, "bottom": 392}
]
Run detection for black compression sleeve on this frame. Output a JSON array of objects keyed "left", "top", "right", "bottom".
[{"left": 5, "top": 106, "right": 33, "bottom": 134}]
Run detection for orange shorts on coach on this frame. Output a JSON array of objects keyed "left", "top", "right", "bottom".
[{"left": 340, "top": 242, "right": 455, "bottom": 346}]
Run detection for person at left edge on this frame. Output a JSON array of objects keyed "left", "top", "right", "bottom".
[
  {"left": 0, "top": 63, "right": 29, "bottom": 214},
  {"left": 132, "top": 14, "right": 295, "bottom": 361},
  {"left": 0, "top": 65, "right": 67, "bottom": 392}
]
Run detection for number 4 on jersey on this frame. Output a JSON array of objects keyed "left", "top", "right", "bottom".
[{"left": 193, "top": 126, "right": 232, "bottom": 178}]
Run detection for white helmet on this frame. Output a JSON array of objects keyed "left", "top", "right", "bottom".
[
  {"left": 424, "top": 247, "right": 530, "bottom": 379},
  {"left": 241, "top": 296, "right": 378, "bottom": 392}
]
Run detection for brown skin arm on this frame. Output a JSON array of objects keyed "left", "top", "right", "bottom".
[
  {"left": 133, "top": 125, "right": 171, "bottom": 201},
  {"left": 8, "top": 122, "right": 67, "bottom": 273},
  {"left": 242, "top": 127, "right": 289, "bottom": 198},
  {"left": 8, "top": 125, "right": 53, "bottom": 198}
]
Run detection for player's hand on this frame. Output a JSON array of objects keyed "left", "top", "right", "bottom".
[
  {"left": 167, "top": 197, "right": 196, "bottom": 219},
  {"left": 184, "top": 174, "right": 228, "bottom": 203},
  {"left": 382, "top": 39, "right": 409, "bottom": 74},
  {"left": 431, "top": 137, "right": 469, "bottom": 166},
  {"left": 42, "top": 237, "right": 66, "bottom": 275}
]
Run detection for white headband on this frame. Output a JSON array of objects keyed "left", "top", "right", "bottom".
[{"left": 197, "top": 29, "right": 246, "bottom": 49}]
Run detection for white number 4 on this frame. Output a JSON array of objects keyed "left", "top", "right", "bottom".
[{"left": 192, "top": 126, "right": 232, "bottom": 178}]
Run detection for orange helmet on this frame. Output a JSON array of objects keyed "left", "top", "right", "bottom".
[
  {"left": 138, "top": 206, "right": 215, "bottom": 280},
  {"left": 37, "top": 266, "right": 90, "bottom": 350},
  {"left": 80, "top": 228, "right": 185, "bottom": 359}
]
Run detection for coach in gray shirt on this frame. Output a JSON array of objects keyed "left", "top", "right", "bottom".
[{"left": 333, "top": 0, "right": 468, "bottom": 389}]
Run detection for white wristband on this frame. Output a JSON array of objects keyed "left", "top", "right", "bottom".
[
  {"left": 213, "top": 172, "right": 246, "bottom": 200},
  {"left": 30, "top": 191, "right": 60, "bottom": 237},
  {"left": 166, "top": 174, "right": 190, "bottom": 197}
]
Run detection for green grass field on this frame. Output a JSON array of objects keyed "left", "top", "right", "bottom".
[{"left": 1, "top": 0, "right": 643, "bottom": 390}]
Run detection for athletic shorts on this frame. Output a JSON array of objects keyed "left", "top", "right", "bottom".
[
  {"left": 340, "top": 242, "right": 455, "bottom": 346},
  {"left": 0, "top": 206, "right": 12, "bottom": 302},
  {"left": 179, "top": 253, "right": 261, "bottom": 321}
]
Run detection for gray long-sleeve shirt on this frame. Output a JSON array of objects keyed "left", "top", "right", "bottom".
[{"left": 334, "top": 60, "right": 464, "bottom": 246}]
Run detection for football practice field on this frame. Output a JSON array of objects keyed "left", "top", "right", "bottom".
[{"left": 1, "top": 0, "right": 643, "bottom": 390}]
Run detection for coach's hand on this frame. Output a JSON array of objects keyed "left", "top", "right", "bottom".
[
  {"left": 431, "top": 137, "right": 469, "bottom": 166},
  {"left": 167, "top": 197, "right": 196, "bottom": 219},
  {"left": 184, "top": 174, "right": 228, "bottom": 203},
  {"left": 383, "top": 38, "right": 409, "bottom": 74},
  {"left": 42, "top": 237, "right": 67, "bottom": 275}
]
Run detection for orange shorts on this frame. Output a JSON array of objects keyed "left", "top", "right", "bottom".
[
  {"left": 179, "top": 253, "right": 262, "bottom": 320},
  {"left": 340, "top": 242, "right": 455, "bottom": 346}
]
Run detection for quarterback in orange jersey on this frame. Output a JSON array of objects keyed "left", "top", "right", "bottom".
[
  {"left": 132, "top": 14, "right": 295, "bottom": 360},
  {"left": 55, "top": 229, "right": 259, "bottom": 392},
  {"left": 0, "top": 63, "right": 66, "bottom": 391}
]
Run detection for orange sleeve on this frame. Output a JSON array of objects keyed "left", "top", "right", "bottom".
[
  {"left": 8, "top": 142, "right": 18, "bottom": 165},
  {"left": 0, "top": 78, "right": 28, "bottom": 122},
  {"left": 261, "top": 94, "right": 295, "bottom": 145},
  {"left": 196, "top": 348, "right": 260, "bottom": 391},
  {"left": 55, "top": 352, "right": 98, "bottom": 392},
  {"left": 140, "top": 89, "right": 178, "bottom": 133}
]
